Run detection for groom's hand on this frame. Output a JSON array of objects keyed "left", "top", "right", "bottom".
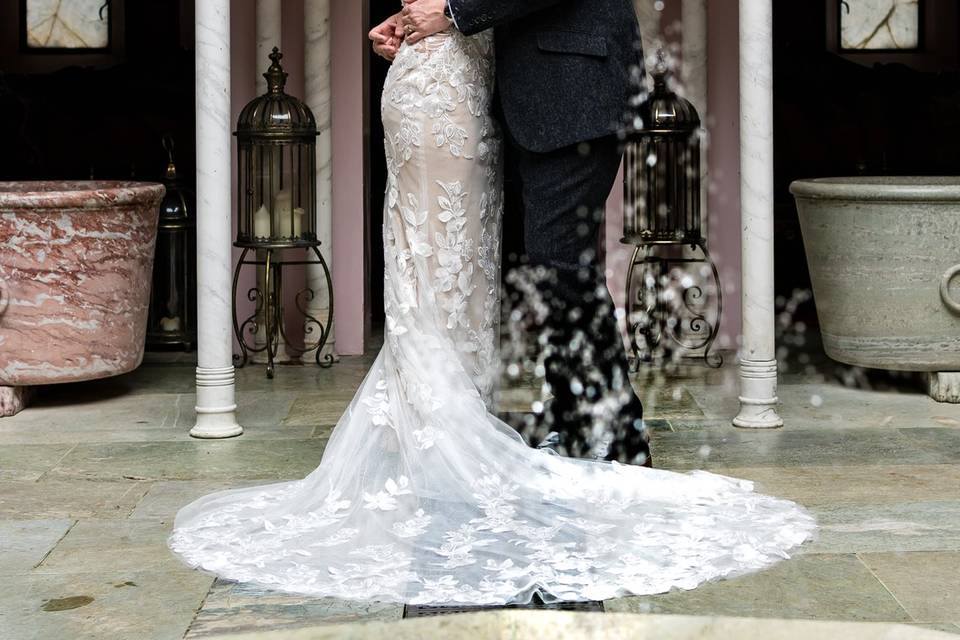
[{"left": 401, "top": 0, "right": 453, "bottom": 45}]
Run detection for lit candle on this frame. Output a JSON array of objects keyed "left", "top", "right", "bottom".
[
  {"left": 160, "top": 316, "right": 181, "bottom": 332},
  {"left": 253, "top": 204, "right": 271, "bottom": 238},
  {"left": 293, "top": 207, "right": 305, "bottom": 237}
]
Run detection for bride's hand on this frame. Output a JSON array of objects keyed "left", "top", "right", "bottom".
[{"left": 369, "top": 13, "right": 403, "bottom": 61}]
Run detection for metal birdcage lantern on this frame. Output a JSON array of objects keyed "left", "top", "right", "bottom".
[
  {"left": 232, "top": 48, "right": 333, "bottom": 377},
  {"left": 622, "top": 68, "right": 723, "bottom": 368},
  {"left": 147, "top": 135, "right": 197, "bottom": 350}
]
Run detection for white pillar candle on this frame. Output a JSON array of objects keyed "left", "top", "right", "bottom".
[
  {"left": 734, "top": 0, "right": 783, "bottom": 429},
  {"left": 254, "top": 204, "right": 271, "bottom": 238},
  {"left": 293, "top": 207, "right": 305, "bottom": 237},
  {"left": 191, "top": 0, "right": 243, "bottom": 439},
  {"left": 160, "top": 316, "right": 182, "bottom": 333}
]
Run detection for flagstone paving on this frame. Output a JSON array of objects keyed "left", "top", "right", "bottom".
[{"left": 1, "top": 346, "right": 959, "bottom": 639}]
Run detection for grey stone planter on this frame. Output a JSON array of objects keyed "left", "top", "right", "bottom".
[{"left": 791, "top": 177, "right": 960, "bottom": 402}]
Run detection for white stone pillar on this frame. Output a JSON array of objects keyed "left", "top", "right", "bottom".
[
  {"left": 253, "top": 0, "right": 287, "bottom": 363},
  {"left": 634, "top": 0, "right": 663, "bottom": 67},
  {"left": 733, "top": 0, "right": 782, "bottom": 429},
  {"left": 303, "top": 0, "right": 336, "bottom": 362},
  {"left": 256, "top": 0, "right": 282, "bottom": 94},
  {"left": 192, "top": 0, "right": 243, "bottom": 439},
  {"left": 681, "top": 0, "right": 708, "bottom": 234}
]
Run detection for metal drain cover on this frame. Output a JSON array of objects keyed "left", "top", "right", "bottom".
[{"left": 403, "top": 598, "right": 604, "bottom": 618}]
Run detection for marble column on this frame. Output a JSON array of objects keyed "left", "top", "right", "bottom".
[
  {"left": 252, "top": 0, "right": 293, "bottom": 363},
  {"left": 633, "top": 0, "right": 663, "bottom": 66},
  {"left": 256, "top": 0, "right": 282, "bottom": 94},
  {"left": 192, "top": 0, "right": 243, "bottom": 439},
  {"left": 303, "top": 0, "right": 336, "bottom": 362},
  {"left": 681, "top": 0, "right": 708, "bottom": 235},
  {"left": 733, "top": 0, "right": 782, "bottom": 429}
]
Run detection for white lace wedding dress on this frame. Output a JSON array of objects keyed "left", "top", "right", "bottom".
[{"left": 169, "top": 30, "right": 816, "bottom": 605}]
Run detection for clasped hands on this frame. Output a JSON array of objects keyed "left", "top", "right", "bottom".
[{"left": 369, "top": 0, "right": 452, "bottom": 61}]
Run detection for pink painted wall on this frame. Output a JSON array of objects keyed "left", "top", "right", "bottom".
[
  {"left": 330, "top": 0, "right": 368, "bottom": 355},
  {"left": 280, "top": 0, "right": 307, "bottom": 347},
  {"left": 705, "top": 1, "right": 742, "bottom": 351},
  {"left": 231, "top": 0, "right": 256, "bottom": 354}
]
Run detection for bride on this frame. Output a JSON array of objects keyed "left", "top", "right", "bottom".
[{"left": 169, "top": 15, "right": 815, "bottom": 606}]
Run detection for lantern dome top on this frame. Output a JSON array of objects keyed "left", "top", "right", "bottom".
[
  {"left": 236, "top": 48, "right": 317, "bottom": 140},
  {"left": 638, "top": 71, "right": 701, "bottom": 134}
]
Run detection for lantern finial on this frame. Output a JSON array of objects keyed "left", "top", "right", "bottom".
[
  {"left": 652, "top": 49, "right": 670, "bottom": 93},
  {"left": 264, "top": 47, "right": 289, "bottom": 94}
]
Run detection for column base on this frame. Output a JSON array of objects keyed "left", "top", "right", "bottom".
[
  {"left": 733, "top": 400, "right": 784, "bottom": 429},
  {"left": 190, "top": 417, "right": 244, "bottom": 439},
  {"left": 733, "top": 358, "right": 784, "bottom": 429},
  {"left": 191, "top": 366, "right": 243, "bottom": 439},
  {"left": 927, "top": 372, "right": 960, "bottom": 404},
  {"left": 1, "top": 386, "right": 31, "bottom": 417}
]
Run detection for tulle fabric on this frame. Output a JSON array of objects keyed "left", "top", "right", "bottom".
[{"left": 169, "top": 30, "right": 816, "bottom": 605}]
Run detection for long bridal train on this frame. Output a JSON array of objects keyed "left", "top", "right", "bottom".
[{"left": 169, "top": 30, "right": 815, "bottom": 605}]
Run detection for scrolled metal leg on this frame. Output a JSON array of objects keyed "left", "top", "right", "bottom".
[
  {"left": 624, "top": 244, "right": 643, "bottom": 372},
  {"left": 310, "top": 245, "right": 335, "bottom": 368},
  {"left": 661, "top": 242, "right": 723, "bottom": 367},
  {"left": 264, "top": 249, "right": 277, "bottom": 379},
  {"left": 232, "top": 248, "right": 251, "bottom": 368},
  {"left": 651, "top": 254, "right": 667, "bottom": 358},
  {"left": 698, "top": 240, "right": 724, "bottom": 369}
]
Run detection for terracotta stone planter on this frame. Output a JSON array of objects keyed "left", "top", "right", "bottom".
[
  {"left": 791, "top": 177, "right": 960, "bottom": 402},
  {"left": 0, "top": 181, "right": 165, "bottom": 416}
]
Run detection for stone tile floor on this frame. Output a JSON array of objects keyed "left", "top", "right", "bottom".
[{"left": 2, "top": 343, "right": 960, "bottom": 639}]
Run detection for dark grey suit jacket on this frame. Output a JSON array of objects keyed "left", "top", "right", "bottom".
[{"left": 447, "top": 0, "right": 644, "bottom": 153}]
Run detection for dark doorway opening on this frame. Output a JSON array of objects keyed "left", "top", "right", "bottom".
[
  {"left": 367, "top": 4, "right": 394, "bottom": 327},
  {"left": 0, "top": 1, "right": 196, "bottom": 186}
]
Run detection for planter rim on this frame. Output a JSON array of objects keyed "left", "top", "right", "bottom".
[
  {"left": 790, "top": 177, "right": 960, "bottom": 202},
  {"left": 0, "top": 181, "right": 165, "bottom": 210}
]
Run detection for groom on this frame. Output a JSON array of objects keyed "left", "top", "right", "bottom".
[{"left": 375, "top": 0, "right": 651, "bottom": 467}]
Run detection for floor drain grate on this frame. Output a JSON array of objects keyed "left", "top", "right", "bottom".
[{"left": 403, "top": 599, "right": 604, "bottom": 618}]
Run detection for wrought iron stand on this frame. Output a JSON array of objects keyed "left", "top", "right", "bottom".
[
  {"left": 232, "top": 246, "right": 334, "bottom": 378},
  {"left": 623, "top": 238, "right": 723, "bottom": 369}
]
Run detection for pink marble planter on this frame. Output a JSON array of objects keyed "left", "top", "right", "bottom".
[{"left": 0, "top": 181, "right": 165, "bottom": 416}]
